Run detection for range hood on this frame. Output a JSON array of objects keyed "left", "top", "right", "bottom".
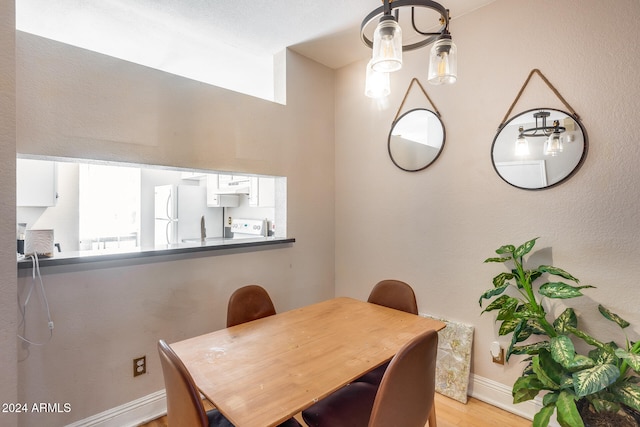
[{"left": 215, "top": 176, "right": 250, "bottom": 194}]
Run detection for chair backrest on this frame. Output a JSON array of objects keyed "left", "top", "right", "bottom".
[
  {"left": 226, "top": 285, "right": 277, "bottom": 327},
  {"left": 157, "top": 339, "right": 209, "bottom": 427},
  {"left": 368, "top": 329, "right": 438, "bottom": 427},
  {"left": 367, "top": 280, "right": 418, "bottom": 315}
]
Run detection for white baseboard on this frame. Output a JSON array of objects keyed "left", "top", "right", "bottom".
[
  {"left": 68, "top": 376, "right": 561, "bottom": 427},
  {"left": 469, "top": 374, "right": 559, "bottom": 427},
  {"left": 65, "top": 390, "right": 167, "bottom": 427}
]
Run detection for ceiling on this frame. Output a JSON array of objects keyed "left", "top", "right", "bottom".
[{"left": 17, "top": 0, "right": 495, "bottom": 70}]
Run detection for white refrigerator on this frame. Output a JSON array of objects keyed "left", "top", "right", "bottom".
[{"left": 154, "top": 185, "right": 207, "bottom": 245}]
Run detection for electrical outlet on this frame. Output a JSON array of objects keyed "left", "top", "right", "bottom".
[
  {"left": 133, "top": 356, "right": 146, "bottom": 377},
  {"left": 490, "top": 341, "right": 505, "bottom": 365}
]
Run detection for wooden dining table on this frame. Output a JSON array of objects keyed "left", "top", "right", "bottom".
[{"left": 170, "top": 296, "right": 446, "bottom": 427}]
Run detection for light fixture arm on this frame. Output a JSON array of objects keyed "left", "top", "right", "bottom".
[
  {"left": 411, "top": 7, "right": 450, "bottom": 36},
  {"left": 360, "top": 0, "right": 449, "bottom": 51}
]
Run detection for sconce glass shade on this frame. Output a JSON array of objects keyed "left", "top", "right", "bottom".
[
  {"left": 364, "top": 60, "right": 390, "bottom": 98},
  {"left": 371, "top": 16, "right": 402, "bottom": 73},
  {"left": 514, "top": 128, "right": 530, "bottom": 156},
  {"left": 544, "top": 131, "right": 563, "bottom": 156},
  {"left": 428, "top": 34, "right": 457, "bottom": 85}
]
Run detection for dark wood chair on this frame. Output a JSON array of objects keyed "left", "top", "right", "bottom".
[
  {"left": 226, "top": 284, "right": 277, "bottom": 327},
  {"left": 158, "top": 339, "right": 300, "bottom": 427},
  {"left": 301, "top": 329, "right": 438, "bottom": 427}
]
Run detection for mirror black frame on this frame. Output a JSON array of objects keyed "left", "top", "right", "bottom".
[
  {"left": 388, "top": 108, "right": 446, "bottom": 172},
  {"left": 491, "top": 108, "right": 588, "bottom": 190}
]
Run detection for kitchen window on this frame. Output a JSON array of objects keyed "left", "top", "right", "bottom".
[{"left": 79, "top": 163, "right": 141, "bottom": 250}]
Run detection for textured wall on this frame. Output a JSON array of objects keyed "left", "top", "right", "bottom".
[
  {"left": 335, "top": 0, "right": 640, "bottom": 405},
  {"left": 15, "top": 35, "right": 335, "bottom": 425},
  {"left": 0, "top": 0, "right": 17, "bottom": 425}
]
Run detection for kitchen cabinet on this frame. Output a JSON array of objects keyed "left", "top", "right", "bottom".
[
  {"left": 249, "top": 177, "right": 275, "bottom": 207},
  {"left": 206, "top": 174, "right": 239, "bottom": 207},
  {"left": 17, "top": 158, "right": 58, "bottom": 207}
]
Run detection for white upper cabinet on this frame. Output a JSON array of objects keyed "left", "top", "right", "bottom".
[{"left": 17, "top": 158, "right": 58, "bottom": 207}]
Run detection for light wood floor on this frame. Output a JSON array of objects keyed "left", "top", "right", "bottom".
[{"left": 140, "top": 393, "right": 532, "bottom": 427}]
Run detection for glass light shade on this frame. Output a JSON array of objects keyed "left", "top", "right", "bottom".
[
  {"left": 364, "top": 60, "right": 390, "bottom": 98},
  {"left": 371, "top": 17, "right": 402, "bottom": 73},
  {"left": 428, "top": 36, "right": 457, "bottom": 85},
  {"left": 514, "top": 134, "right": 530, "bottom": 156},
  {"left": 544, "top": 132, "right": 563, "bottom": 156}
]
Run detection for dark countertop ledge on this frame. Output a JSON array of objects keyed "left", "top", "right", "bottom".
[{"left": 17, "top": 237, "right": 295, "bottom": 269}]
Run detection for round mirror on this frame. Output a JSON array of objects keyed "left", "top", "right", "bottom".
[
  {"left": 491, "top": 108, "right": 587, "bottom": 190},
  {"left": 388, "top": 108, "right": 445, "bottom": 172}
]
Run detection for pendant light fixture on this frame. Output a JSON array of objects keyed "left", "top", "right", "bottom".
[
  {"left": 517, "top": 110, "right": 566, "bottom": 156},
  {"left": 514, "top": 127, "right": 530, "bottom": 156},
  {"left": 361, "top": 0, "right": 456, "bottom": 98}
]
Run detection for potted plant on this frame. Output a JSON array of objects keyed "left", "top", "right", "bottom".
[{"left": 479, "top": 237, "right": 640, "bottom": 427}]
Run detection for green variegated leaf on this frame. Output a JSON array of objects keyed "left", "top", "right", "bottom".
[
  {"left": 538, "top": 265, "right": 580, "bottom": 283},
  {"left": 566, "top": 354, "right": 595, "bottom": 372},
  {"left": 496, "top": 298, "right": 519, "bottom": 321},
  {"left": 496, "top": 244, "right": 516, "bottom": 255},
  {"left": 484, "top": 256, "right": 512, "bottom": 263},
  {"left": 565, "top": 325, "right": 607, "bottom": 349},
  {"left": 493, "top": 272, "right": 515, "bottom": 288},
  {"left": 512, "top": 375, "right": 544, "bottom": 403},
  {"left": 532, "top": 405, "right": 555, "bottom": 427},
  {"left": 513, "top": 306, "right": 541, "bottom": 319},
  {"left": 551, "top": 335, "right": 576, "bottom": 368},
  {"left": 479, "top": 285, "right": 510, "bottom": 307},
  {"left": 538, "top": 282, "right": 595, "bottom": 299},
  {"left": 610, "top": 382, "right": 640, "bottom": 412},
  {"left": 507, "top": 320, "right": 528, "bottom": 361},
  {"left": 555, "top": 391, "right": 584, "bottom": 427},
  {"left": 527, "top": 318, "right": 548, "bottom": 335},
  {"left": 499, "top": 317, "right": 521, "bottom": 336},
  {"left": 589, "top": 397, "right": 620, "bottom": 413},
  {"left": 514, "top": 238, "right": 538, "bottom": 258},
  {"left": 615, "top": 348, "right": 640, "bottom": 371},
  {"left": 512, "top": 341, "right": 550, "bottom": 355},
  {"left": 533, "top": 351, "right": 562, "bottom": 389},
  {"left": 527, "top": 269, "right": 543, "bottom": 284},
  {"left": 573, "top": 364, "right": 619, "bottom": 398},
  {"left": 589, "top": 345, "right": 618, "bottom": 365},
  {"left": 542, "top": 391, "right": 559, "bottom": 406},
  {"left": 553, "top": 308, "right": 578, "bottom": 334},
  {"left": 598, "top": 305, "right": 630, "bottom": 329}
]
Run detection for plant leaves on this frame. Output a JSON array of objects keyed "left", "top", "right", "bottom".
[
  {"left": 589, "top": 396, "right": 620, "bottom": 413},
  {"left": 484, "top": 257, "right": 512, "bottom": 263},
  {"left": 493, "top": 272, "right": 515, "bottom": 288},
  {"left": 512, "top": 375, "right": 544, "bottom": 403},
  {"left": 514, "top": 238, "right": 538, "bottom": 258},
  {"left": 532, "top": 405, "right": 555, "bottom": 427},
  {"left": 551, "top": 335, "right": 576, "bottom": 368},
  {"left": 610, "top": 381, "right": 640, "bottom": 412},
  {"left": 538, "top": 282, "right": 594, "bottom": 299},
  {"left": 553, "top": 308, "right": 578, "bottom": 335},
  {"left": 555, "top": 390, "right": 584, "bottom": 427},
  {"left": 573, "top": 364, "right": 619, "bottom": 397},
  {"left": 589, "top": 344, "right": 618, "bottom": 365},
  {"left": 533, "top": 351, "right": 562, "bottom": 390},
  {"left": 498, "top": 317, "right": 520, "bottom": 336},
  {"left": 526, "top": 318, "right": 549, "bottom": 335},
  {"left": 507, "top": 320, "right": 529, "bottom": 361},
  {"left": 615, "top": 348, "right": 640, "bottom": 371},
  {"left": 538, "top": 265, "right": 580, "bottom": 283},
  {"left": 496, "top": 244, "right": 515, "bottom": 255},
  {"left": 512, "top": 341, "right": 550, "bottom": 355},
  {"left": 542, "top": 391, "right": 559, "bottom": 406},
  {"left": 479, "top": 285, "right": 510, "bottom": 307},
  {"left": 598, "top": 305, "right": 630, "bottom": 329},
  {"left": 496, "top": 298, "right": 519, "bottom": 321}
]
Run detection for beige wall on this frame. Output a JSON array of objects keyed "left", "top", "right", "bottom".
[
  {"left": 335, "top": 0, "right": 640, "bottom": 413},
  {"left": 14, "top": 33, "right": 335, "bottom": 425},
  {"left": 0, "top": 0, "right": 17, "bottom": 426}
]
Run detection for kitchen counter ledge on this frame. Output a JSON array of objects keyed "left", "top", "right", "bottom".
[{"left": 16, "top": 237, "right": 295, "bottom": 270}]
